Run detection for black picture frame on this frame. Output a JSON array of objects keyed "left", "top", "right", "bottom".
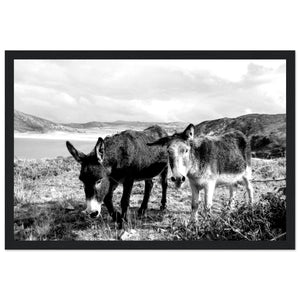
[{"left": 5, "top": 50, "right": 295, "bottom": 250}]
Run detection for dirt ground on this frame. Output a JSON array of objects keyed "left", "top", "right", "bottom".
[{"left": 13, "top": 157, "right": 286, "bottom": 241}]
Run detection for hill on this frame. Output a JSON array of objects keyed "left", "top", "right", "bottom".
[
  {"left": 14, "top": 110, "right": 80, "bottom": 133},
  {"left": 195, "top": 114, "right": 286, "bottom": 158}
]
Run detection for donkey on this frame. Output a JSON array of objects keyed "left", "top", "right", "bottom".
[
  {"left": 148, "top": 124, "right": 253, "bottom": 217},
  {"left": 66, "top": 125, "right": 168, "bottom": 225}
]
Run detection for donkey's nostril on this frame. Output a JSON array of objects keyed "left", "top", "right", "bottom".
[
  {"left": 182, "top": 176, "right": 186, "bottom": 182},
  {"left": 90, "top": 211, "right": 99, "bottom": 218},
  {"left": 171, "top": 177, "right": 176, "bottom": 182}
]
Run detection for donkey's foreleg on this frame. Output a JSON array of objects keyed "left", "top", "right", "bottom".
[
  {"left": 120, "top": 178, "right": 134, "bottom": 222},
  {"left": 190, "top": 180, "right": 200, "bottom": 220},
  {"left": 104, "top": 181, "right": 121, "bottom": 223},
  {"left": 243, "top": 176, "right": 254, "bottom": 204},
  {"left": 204, "top": 180, "right": 216, "bottom": 211},
  {"left": 160, "top": 166, "right": 168, "bottom": 211}
]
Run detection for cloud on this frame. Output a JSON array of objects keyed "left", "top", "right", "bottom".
[{"left": 14, "top": 59, "right": 286, "bottom": 123}]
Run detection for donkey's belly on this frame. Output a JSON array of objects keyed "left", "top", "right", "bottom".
[
  {"left": 216, "top": 172, "right": 245, "bottom": 185},
  {"left": 134, "top": 162, "right": 167, "bottom": 181},
  {"left": 189, "top": 166, "right": 250, "bottom": 188},
  {"left": 216, "top": 166, "right": 251, "bottom": 185}
]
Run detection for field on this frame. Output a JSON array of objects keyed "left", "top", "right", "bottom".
[{"left": 14, "top": 156, "right": 286, "bottom": 241}]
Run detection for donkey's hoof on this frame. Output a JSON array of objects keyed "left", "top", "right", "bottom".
[
  {"left": 111, "top": 211, "right": 122, "bottom": 223},
  {"left": 190, "top": 211, "right": 198, "bottom": 222},
  {"left": 122, "top": 215, "right": 128, "bottom": 223},
  {"left": 113, "top": 214, "right": 124, "bottom": 230},
  {"left": 138, "top": 207, "right": 146, "bottom": 217},
  {"left": 160, "top": 205, "right": 167, "bottom": 211},
  {"left": 118, "top": 222, "right": 124, "bottom": 230}
]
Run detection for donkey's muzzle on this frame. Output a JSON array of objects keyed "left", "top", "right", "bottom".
[
  {"left": 171, "top": 175, "right": 185, "bottom": 182},
  {"left": 171, "top": 175, "right": 185, "bottom": 188},
  {"left": 85, "top": 198, "right": 102, "bottom": 218}
]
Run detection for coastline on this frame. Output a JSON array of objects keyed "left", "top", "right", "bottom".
[{"left": 14, "top": 129, "right": 122, "bottom": 142}]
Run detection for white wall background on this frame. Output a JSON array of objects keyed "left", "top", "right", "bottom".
[{"left": 0, "top": 1, "right": 298, "bottom": 299}]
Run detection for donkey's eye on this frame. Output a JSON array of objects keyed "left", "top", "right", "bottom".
[
  {"left": 96, "top": 179, "right": 102, "bottom": 185},
  {"left": 185, "top": 149, "right": 188, "bottom": 153}
]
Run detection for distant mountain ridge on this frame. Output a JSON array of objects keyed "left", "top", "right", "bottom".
[
  {"left": 62, "top": 121, "right": 104, "bottom": 129},
  {"left": 64, "top": 120, "right": 186, "bottom": 130},
  {"left": 14, "top": 110, "right": 187, "bottom": 133}
]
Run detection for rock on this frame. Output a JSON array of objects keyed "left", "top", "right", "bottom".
[
  {"left": 63, "top": 203, "right": 75, "bottom": 211},
  {"left": 119, "top": 229, "right": 138, "bottom": 240}
]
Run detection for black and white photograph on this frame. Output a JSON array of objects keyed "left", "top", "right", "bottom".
[
  {"left": 6, "top": 51, "right": 294, "bottom": 248},
  {"left": 2, "top": 1, "right": 299, "bottom": 300}
]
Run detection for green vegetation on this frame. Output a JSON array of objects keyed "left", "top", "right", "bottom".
[{"left": 14, "top": 157, "right": 286, "bottom": 241}]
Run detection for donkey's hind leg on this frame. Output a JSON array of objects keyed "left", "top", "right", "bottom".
[
  {"left": 228, "top": 184, "right": 236, "bottom": 207},
  {"left": 138, "top": 179, "right": 154, "bottom": 216},
  {"left": 243, "top": 176, "right": 254, "bottom": 204}
]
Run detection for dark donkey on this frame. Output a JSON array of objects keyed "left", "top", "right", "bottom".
[{"left": 66, "top": 125, "right": 169, "bottom": 224}]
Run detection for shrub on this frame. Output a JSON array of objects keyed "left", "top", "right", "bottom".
[{"left": 170, "top": 190, "right": 286, "bottom": 241}]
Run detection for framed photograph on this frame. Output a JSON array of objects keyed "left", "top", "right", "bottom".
[{"left": 5, "top": 51, "right": 295, "bottom": 249}]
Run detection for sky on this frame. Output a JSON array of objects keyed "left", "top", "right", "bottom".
[{"left": 14, "top": 59, "right": 286, "bottom": 124}]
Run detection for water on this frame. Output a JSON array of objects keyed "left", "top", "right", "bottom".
[
  {"left": 14, "top": 125, "right": 159, "bottom": 159},
  {"left": 13, "top": 128, "right": 129, "bottom": 159},
  {"left": 14, "top": 138, "right": 97, "bottom": 159}
]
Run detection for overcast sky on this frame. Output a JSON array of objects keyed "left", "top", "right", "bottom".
[{"left": 14, "top": 59, "right": 286, "bottom": 123}]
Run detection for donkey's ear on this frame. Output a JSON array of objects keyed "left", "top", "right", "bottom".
[
  {"left": 147, "top": 136, "right": 172, "bottom": 147},
  {"left": 182, "top": 124, "right": 195, "bottom": 140},
  {"left": 95, "top": 137, "right": 105, "bottom": 163},
  {"left": 66, "top": 141, "right": 86, "bottom": 163}
]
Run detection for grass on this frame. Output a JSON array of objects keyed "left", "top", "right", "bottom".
[{"left": 13, "top": 157, "right": 286, "bottom": 241}]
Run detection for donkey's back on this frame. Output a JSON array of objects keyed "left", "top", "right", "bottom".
[{"left": 104, "top": 125, "right": 168, "bottom": 179}]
